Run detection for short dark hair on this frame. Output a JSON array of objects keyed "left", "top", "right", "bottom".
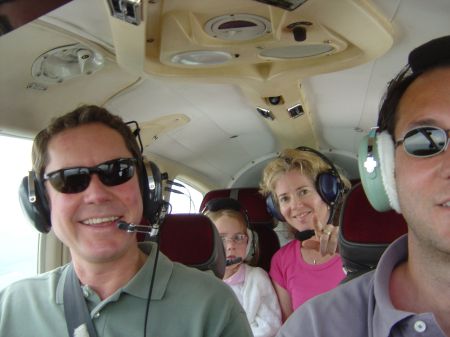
[
  {"left": 32, "top": 105, "right": 142, "bottom": 179},
  {"left": 378, "top": 35, "right": 450, "bottom": 137}
]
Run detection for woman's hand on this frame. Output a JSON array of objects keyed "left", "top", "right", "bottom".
[{"left": 301, "top": 215, "right": 339, "bottom": 256}]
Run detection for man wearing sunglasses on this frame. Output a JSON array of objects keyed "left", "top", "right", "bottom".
[
  {"left": 276, "top": 36, "right": 450, "bottom": 337},
  {"left": 0, "top": 105, "right": 253, "bottom": 337}
]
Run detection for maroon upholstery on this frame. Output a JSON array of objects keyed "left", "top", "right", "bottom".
[
  {"left": 200, "top": 188, "right": 274, "bottom": 224},
  {"left": 200, "top": 188, "right": 280, "bottom": 272},
  {"left": 158, "top": 214, "right": 225, "bottom": 278},
  {"left": 339, "top": 183, "right": 407, "bottom": 281}
]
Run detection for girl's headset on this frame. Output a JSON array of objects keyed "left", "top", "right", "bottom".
[{"left": 202, "top": 197, "right": 257, "bottom": 263}]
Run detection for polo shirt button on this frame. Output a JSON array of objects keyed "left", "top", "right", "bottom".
[
  {"left": 414, "top": 320, "right": 426, "bottom": 333},
  {"left": 94, "top": 312, "right": 100, "bottom": 319}
]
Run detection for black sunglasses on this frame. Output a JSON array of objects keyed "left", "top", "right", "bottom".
[
  {"left": 43, "top": 158, "right": 137, "bottom": 194},
  {"left": 395, "top": 125, "right": 449, "bottom": 158}
]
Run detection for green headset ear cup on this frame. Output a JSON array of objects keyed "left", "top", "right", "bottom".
[
  {"left": 376, "top": 131, "right": 401, "bottom": 213},
  {"left": 358, "top": 132, "right": 392, "bottom": 212}
]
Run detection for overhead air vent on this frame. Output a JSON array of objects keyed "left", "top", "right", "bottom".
[
  {"left": 31, "top": 43, "right": 104, "bottom": 84},
  {"left": 204, "top": 14, "right": 271, "bottom": 41}
]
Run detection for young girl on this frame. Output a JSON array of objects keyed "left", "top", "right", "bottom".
[{"left": 204, "top": 197, "right": 281, "bottom": 337}]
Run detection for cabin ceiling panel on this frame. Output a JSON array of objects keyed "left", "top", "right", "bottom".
[
  {"left": 41, "top": 0, "right": 114, "bottom": 50},
  {"left": 309, "top": 0, "right": 450, "bottom": 151},
  {"left": 0, "top": 20, "right": 135, "bottom": 136}
]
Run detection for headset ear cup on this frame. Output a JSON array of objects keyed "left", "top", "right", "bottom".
[
  {"left": 316, "top": 172, "right": 339, "bottom": 205},
  {"left": 358, "top": 131, "right": 400, "bottom": 212},
  {"left": 244, "top": 228, "right": 258, "bottom": 264},
  {"left": 266, "top": 194, "right": 285, "bottom": 222},
  {"left": 377, "top": 132, "right": 401, "bottom": 213},
  {"left": 18, "top": 174, "right": 51, "bottom": 233},
  {"left": 142, "top": 160, "right": 164, "bottom": 224}
]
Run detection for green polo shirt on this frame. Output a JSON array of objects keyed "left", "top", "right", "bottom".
[{"left": 0, "top": 242, "right": 252, "bottom": 337}]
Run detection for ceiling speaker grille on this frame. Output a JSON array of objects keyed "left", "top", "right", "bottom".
[{"left": 204, "top": 14, "right": 271, "bottom": 41}]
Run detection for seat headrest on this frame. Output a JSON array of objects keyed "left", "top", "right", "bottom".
[
  {"left": 200, "top": 188, "right": 273, "bottom": 225},
  {"left": 339, "top": 183, "right": 407, "bottom": 281},
  {"left": 158, "top": 214, "right": 226, "bottom": 278}
]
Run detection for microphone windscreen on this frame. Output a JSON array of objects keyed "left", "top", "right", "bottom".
[
  {"left": 295, "top": 229, "right": 315, "bottom": 241},
  {"left": 117, "top": 221, "right": 130, "bottom": 231},
  {"left": 225, "top": 257, "right": 243, "bottom": 266}
]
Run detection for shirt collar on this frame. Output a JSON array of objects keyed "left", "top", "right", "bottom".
[
  {"left": 223, "top": 264, "right": 246, "bottom": 285},
  {"left": 56, "top": 242, "right": 174, "bottom": 303},
  {"left": 122, "top": 242, "right": 173, "bottom": 300},
  {"left": 372, "top": 234, "right": 414, "bottom": 336}
]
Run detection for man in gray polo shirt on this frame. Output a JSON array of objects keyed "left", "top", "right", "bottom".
[
  {"left": 277, "top": 36, "right": 450, "bottom": 337},
  {"left": 0, "top": 105, "right": 253, "bottom": 337}
]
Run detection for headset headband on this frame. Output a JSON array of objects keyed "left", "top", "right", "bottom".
[{"left": 295, "top": 146, "right": 341, "bottom": 182}]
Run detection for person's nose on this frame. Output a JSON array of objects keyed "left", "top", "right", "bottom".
[
  {"left": 82, "top": 174, "right": 113, "bottom": 203},
  {"left": 223, "top": 239, "right": 237, "bottom": 250},
  {"left": 439, "top": 146, "right": 450, "bottom": 179},
  {"left": 290, "top": 194, "right": 304, "bottom": 209}
]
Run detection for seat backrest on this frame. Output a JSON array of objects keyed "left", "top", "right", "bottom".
[
  {"left": 339, "top": 183, "right": 408, "bottom": 282},
  {"left": 157, "top": 213, "right": 226, "bottom": 279},
  {"left": 200, "top": 188, "right": 280, "bottom": 272}
]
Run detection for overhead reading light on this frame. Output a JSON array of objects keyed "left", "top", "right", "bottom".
[
  {"left": 31, "top": 43, "right": 104, "bottom": 84},
  {"left": 287, "top": 104, "right": 304, "bottom": 118},
  {"left": 204, "top": 14, "right": 271, "bottom": 41},
  {"left": 256, "top": 107, "right": 275, "bottom": 120},
  {"left": 170, "top": 50, "right": 232, "bottom": 66},
  {"left": 265, "top": 95, "right": 284, "bottom": 105}
]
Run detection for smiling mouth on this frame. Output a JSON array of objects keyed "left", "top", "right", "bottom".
[
  {"left": 81, "top": 216, "right": 119, "bottom": 225},
  {"left": 293, "top": 211, "right": 311, "bottom": 219}
]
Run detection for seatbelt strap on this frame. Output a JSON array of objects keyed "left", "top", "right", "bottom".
[{"left": 63, "top": 264, "right": 99, "bottom": 337}]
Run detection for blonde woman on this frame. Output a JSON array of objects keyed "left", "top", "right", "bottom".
[{"left": 260, "top": 147, "right": 351, "bottom": 321}]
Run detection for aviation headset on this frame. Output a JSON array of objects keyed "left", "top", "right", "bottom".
[
  {"left": 266, "top": 146, "right": 346, "bottom": 223},
  {"left": 18, "top": 121, "right": 165, "bottom": 234},
  {"left": 357, "top": 35, "right": 450, "bottom": 213},
  {"left": 357, "top": 129, "right": 400, "bottom": 213},
  {"left": 202, "top": 197, "right": 257, "bottom": 263}
]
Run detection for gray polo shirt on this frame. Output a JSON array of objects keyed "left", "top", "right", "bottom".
[
  {"left": 277, "top": 235, "right": 446, "bottom": 337},
  {"left": 0, "top": 242, "right": 253, "bottom": 337}
]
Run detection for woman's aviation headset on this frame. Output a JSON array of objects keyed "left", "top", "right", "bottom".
[
  {"left": 18, "top": 121, "right": 165, "bottom": 233},
  {"left": 358, "top": 36, "right": 450, "bottom": 213},
  {"left": 202, "top": 197, "right": 257, "bottom": 263},
  {"left": 266, "top": 146, "right": 346, "bottom": 234}
]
